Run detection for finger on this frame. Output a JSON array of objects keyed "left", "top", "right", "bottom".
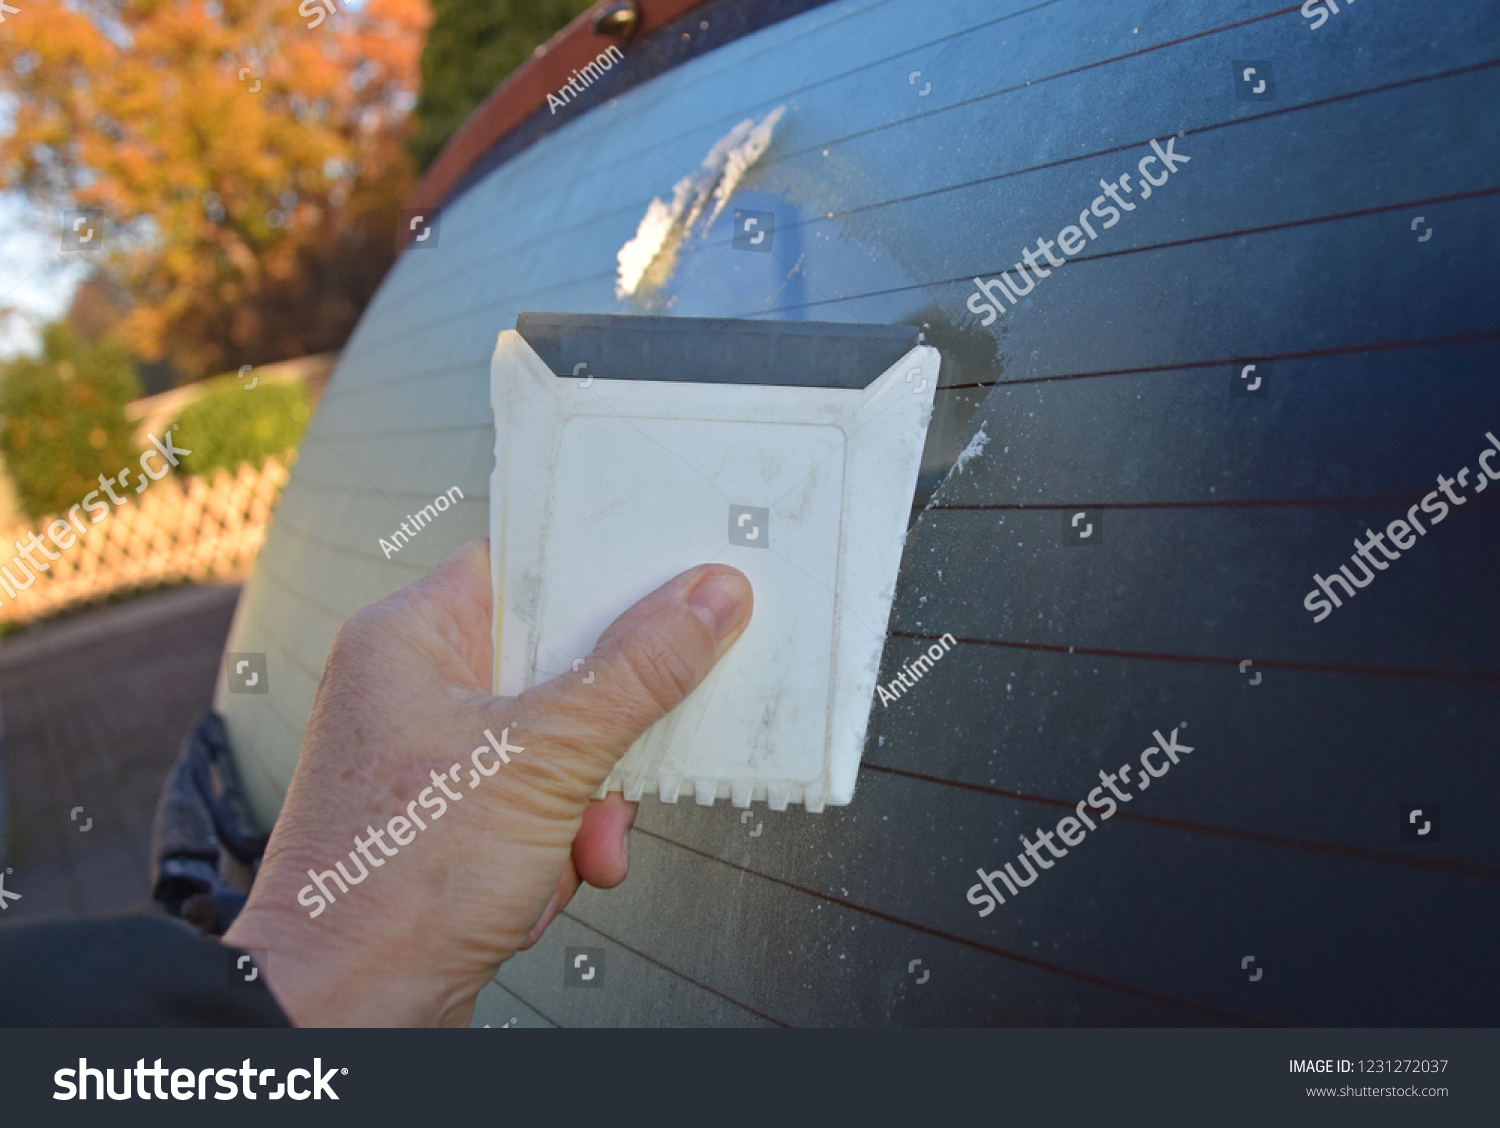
[
  {"left": 518, "top": 859, "right": 580, "bottom": 951},
  {"left": 512, "top": 565, "right": 753, "bottom": 786},
  {"left": 572, "top": 794, "right": 638, "bottom": 889}
]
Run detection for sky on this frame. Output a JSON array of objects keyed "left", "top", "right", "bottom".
[{"left": 0, "top": 191, "right": 88, "bottom": 359}]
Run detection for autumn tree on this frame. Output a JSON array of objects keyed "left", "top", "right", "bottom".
[{"left": 0, "top": 0, "right": 431, "bottom": 381}]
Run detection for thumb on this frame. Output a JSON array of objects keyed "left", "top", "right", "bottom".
[{"left": 512, "top": 565, "right": 753, "bottom": 791}]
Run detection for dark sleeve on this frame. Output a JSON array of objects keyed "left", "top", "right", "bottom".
[{"left": 0, "top": 914, "right": 289, "bottom": 1027}]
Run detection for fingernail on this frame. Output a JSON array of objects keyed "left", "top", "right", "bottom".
[
  {"left": 688, "top": 572, "right": 749, "bottom": 640},
  {"left": 620, "top": 830, "right": 630, "bottom": 868}
]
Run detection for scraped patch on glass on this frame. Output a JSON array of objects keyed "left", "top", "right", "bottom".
[{"left": 490, "top": 313, "right": 938, "bottom": 810}]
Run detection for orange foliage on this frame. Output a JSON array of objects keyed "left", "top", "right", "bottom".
[{"left": 0, "top": 0, "right": 431, "bottom": 380}]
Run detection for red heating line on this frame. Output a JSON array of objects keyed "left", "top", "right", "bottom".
[
  {"left": 414, "top": 1, "right": 1311, "bottom": 227},
  {"left": 785, "top": 57, "right": 1500, "bottom": 216},
  {"left": 888, "top": 631, "right": 1500, "bottom": 687},
  {"left": 757, "top": 184, "right": 1500, "bottom": 319},
  {"left": 559, "top": 910, "right": 791, "bottom": 1026},
  {"left": 632, "top": 826, "right": 1270, "bottom": 1026},
  {"left": 862, "top": 763, "right": 1500, "bottom": 883},
  {"left": 940, "top": 328, "right": 1500, "bottom": 392},
  {"left": 934, "top": 494, "right": 1435, "bottom": 510}
]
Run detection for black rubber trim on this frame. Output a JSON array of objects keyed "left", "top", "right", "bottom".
[{"left": 516, "top": 311, "right": 919, "bottom": 388}]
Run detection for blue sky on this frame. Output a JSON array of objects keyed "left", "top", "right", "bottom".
[{"left": 0, "top": 192, "right": 87, "bottom": 359}]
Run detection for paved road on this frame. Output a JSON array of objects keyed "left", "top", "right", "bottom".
[{"left": 0, "top": 584, "right": 241, "bottom": 930}]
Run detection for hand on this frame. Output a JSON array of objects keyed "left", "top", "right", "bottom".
[{"left": 223, "top": 539, "right": 752, "bottom": 1027}]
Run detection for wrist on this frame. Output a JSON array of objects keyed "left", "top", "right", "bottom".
[{"left": 223, "top": 877, "right": 475, "bottom": 1028}]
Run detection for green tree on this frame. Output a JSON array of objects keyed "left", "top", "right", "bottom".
[
  {"left": 0, "top": 325, "right": 142, "bottom": 519},
  {"left": 409, "top": 0, "right": 596, "bottom": 171},
  {"left": 171, "top": 377, "right": 312, "bottom": 479}
]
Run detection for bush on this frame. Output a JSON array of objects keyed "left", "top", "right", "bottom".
[
  {"left": 0, "top": 324, "right": 142, "bottom": 519},
  {"left": 171, "top": 376, "right": 311, "bottom": 478}
]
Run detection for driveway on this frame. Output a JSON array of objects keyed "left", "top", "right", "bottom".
[{"left": 0, "top": 584, "right": 241, "bottom": 929}]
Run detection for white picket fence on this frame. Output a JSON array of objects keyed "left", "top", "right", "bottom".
[{"left": 0, "top": 456, "right": 289, "bottom": 625}]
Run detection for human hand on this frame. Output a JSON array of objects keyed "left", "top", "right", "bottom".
[{"left": 222, "top": 539, "right": 752, "bottom": 1027}]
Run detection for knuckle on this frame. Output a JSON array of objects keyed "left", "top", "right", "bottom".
[
  {"left": 502, "top": 736, "right": 605, "bottom": 807},
  {"left": 503, "top": 712, "right": 613, "bottom": 802},
  {"left": 616, "top": 626, "right": 700, "bottom": 718},
  {"left": 329, "top": 604, "right": 385, "bottom": 657}
]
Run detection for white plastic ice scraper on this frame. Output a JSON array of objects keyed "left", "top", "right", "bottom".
[{"left": 490, "top": 313, "right": 938, "bottom": 810}]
